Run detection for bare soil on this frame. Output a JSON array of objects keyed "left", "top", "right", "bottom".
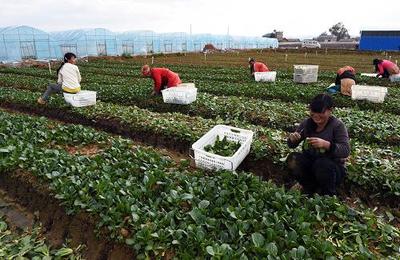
[{"left": 0, "top": 169, "right": 135, "bottom": 259}]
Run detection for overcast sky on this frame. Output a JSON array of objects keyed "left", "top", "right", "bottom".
[{"left": 1, "top": 0, "right": 399, "bottom": 38}]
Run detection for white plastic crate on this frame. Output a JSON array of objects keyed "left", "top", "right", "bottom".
[
  {"left": 161, "top": 84, "right": 197, "bottom": 105},
  {"left": 254, "top": 71, "right": 277, "bottom": 82},
  {"left": 63, "top": 90, "right": 96, "bottom": 107},
  {"left": 191, "top": 125, "right": 254, "bottom": 171},
  {"left": 361, "top": 73, "right": 378, "bottom": 77},
  {"left": 178, "top": 83, "right": 195, "bottom": 88},
  {"left": 390, "top": 74, "right": 400, "bottom": 82},
  {"left": 293, "top": 73, "right": 318, "bottom": 83},
  {"left": 294, "top": 65, "right": 319, "bottom": 75},
  {"left": 351, "top": 85, "right": 388, "bottom": 103}
]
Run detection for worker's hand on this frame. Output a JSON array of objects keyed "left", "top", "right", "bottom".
[
  {"left": 307, "top": 137, "right": 330, "bottom": 149},
  {"left": 288, "top": 132, "right": 302, "bottom": 143}
]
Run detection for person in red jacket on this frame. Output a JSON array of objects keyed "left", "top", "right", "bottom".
[
  {"left": 141, "top": 65, "right": 182, "bottom": 95},
  {"left": 373, "top": 59, "right": 400, "bottom": 78},
  {"left": 248, "top": 58, "right": 269, "bottom": 77}
]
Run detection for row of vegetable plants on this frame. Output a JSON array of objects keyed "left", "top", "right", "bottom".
[
  {"left": 2, "top": 64, "right": 400, "bottom": 116},
  {"left": 0, "top": 87, "right": 399, "bottom": 200},
  {"left": 0, "top": 72, "right": 400, "bottom": 147},
  {"left": 0, "top": 215, "right": 82, "bottom": 259},
  {"left": 1, "top": 110, "right": 399, "bottom": 259},
  {"left": 2, "top": 61, "right": 399, "bottom": 87},
  {"left": 78, "top": 59, "right": 400, "bottom": 87}
]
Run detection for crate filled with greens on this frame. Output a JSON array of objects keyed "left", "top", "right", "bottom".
[{"left": 191, "top": 125, "right": 253, "bottom": 171}]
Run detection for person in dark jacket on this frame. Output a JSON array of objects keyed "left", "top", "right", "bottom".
[{"left": 287, "top": 94, "right": 350, "bottom": 196}]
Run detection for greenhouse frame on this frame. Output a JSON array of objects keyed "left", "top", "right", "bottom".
[{"left": 0, "top": 26, "right": 278, "bottom": 62}]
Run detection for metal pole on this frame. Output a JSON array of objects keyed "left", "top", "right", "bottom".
[
  {"left": 32, "top": 27, "right": 37, "bottom": 59},
  {"left": 114, "top": 36, "right": 117, "bottom": 56},
  {"left": 2, "top": 34, "right": 8, "bottom": 60},
  {"left": 18, "top": 27, "right": 22, "bottom": 60},
  {"left": 33, "top": 38, "right": 37, "bottom": 59},
  {"left": 85, "top": 34, "right": 89, "bottom": 62},
  {"left": 47, "top": 35, "right": 51, "bottom": 60}
]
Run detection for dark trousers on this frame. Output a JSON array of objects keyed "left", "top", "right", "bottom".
[
  {"left": 288, "top": 152, "right": 346, "bottom": 196},
  {"left": 382, "top": 69, "right": 390, "bottom": 78},
  {"left": 335, "top": 71, "right": 356, "bottom": 85}
]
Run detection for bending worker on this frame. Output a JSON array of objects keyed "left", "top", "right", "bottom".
[
  {"left": 248, "top": 58, "right": 269, "bottom": 77},
  {"left": 141, "top": 65, "right": 182, "bottom": 95},
  {"left": 373, "top": 59, "right": 400, "bottom": 78},
  {"left": 335, "top": 66, "right": 356, "bottom": 96}
]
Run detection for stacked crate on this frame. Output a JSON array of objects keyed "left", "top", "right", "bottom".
[{"left": 293, "top": 65, "right": 319, "bottom": 83}]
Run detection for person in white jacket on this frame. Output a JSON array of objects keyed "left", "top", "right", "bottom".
[{"left": 37, "top": 52, "right": 81, "bottom": 104}]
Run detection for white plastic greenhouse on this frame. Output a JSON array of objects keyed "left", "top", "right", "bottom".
[
  {"left": 51, "top": 28, "right": 118, "bottom": 57},
  {"left": 0, "top": 26, "right": 57, "bottom": 62},
  {"left": 0, "top": 25, "right": 278, "bottom": 62}
]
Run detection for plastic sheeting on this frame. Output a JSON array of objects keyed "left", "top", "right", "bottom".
[
  {"left": 51, "top": 28, "right": 118, "bottom": 57},
  {"left": 0, "top": 26, "right": 278, "bottom": 62},
  {"left": 0, "top": 26, "right": 55, "bottom": 62}
]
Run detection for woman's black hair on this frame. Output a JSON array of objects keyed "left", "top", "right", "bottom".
[
  {"left": 309, "top": 93, "right": 334, "bottom": 113},
  {"left": 373, "top": 58, "right": 382, "bottom": 72},
  {"left": 373, "top": 58, "right": 381, "bottom": 65},
  {"left": 56, "top": 52, "right": 77, "bottom": 75},
  {"left": 304, "top": 94, "right": 334, "bottom": 132}
]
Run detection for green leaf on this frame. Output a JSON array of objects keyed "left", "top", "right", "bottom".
[
  {"left": 356, "top": 234, "right": 362, "bottom": 245},
  {"left": 227, "top": 206, "right": 238, "bottom": 219},
  {"left": 266, "top": 242, "right": 278, "bottom": 256},
  {"left": 251, "top": 232, "right": 265, "bottom": 248},
  {"left": 126, "top": 238, "right": 135, "bottom": 245},
  {"left": 55, "top": 248, "right": 73, "bottom": 257},
  {"left": 0, "top": 221, "right": 8, "bottom": 232},
  {"left": 199, "top": 200, "right": 210, "bottom": 209},
  {"left": 131, "top": 213, "right": 139, "bottom": 222},
  {"left": 240, "top": 254, "right": 249, "bottom": 260},
  {"left": 297, "top": 246, "right": 306, "bottom": 257},
  {"left": 189, "top": 208, "right": 204, "bottom": 224},
  {"left": 182, "top": 193, "right": 193, "bottom": 200},
  {"left": 206, "top": 246, "right": 215, "bottom": 256}
]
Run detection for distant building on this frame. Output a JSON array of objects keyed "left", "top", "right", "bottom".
[
  {"left": 338, "top": 38, "right": 358, "bottom": 42},
  {"left": 316, "top": 33, "right": 337, "bottom": 42},
  {"left": 263, "top": 30, "right": 284, "bottom": 41},
  {"left": 359, "top": 30, "right": 400, "bottom": 51},
  {"left": 280, "top": 38, "right": 301, "bottom": 42}
]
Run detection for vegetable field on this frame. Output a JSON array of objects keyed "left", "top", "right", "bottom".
[{"left": 0, "top": 50, "right": 399, "bottom": 259}]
